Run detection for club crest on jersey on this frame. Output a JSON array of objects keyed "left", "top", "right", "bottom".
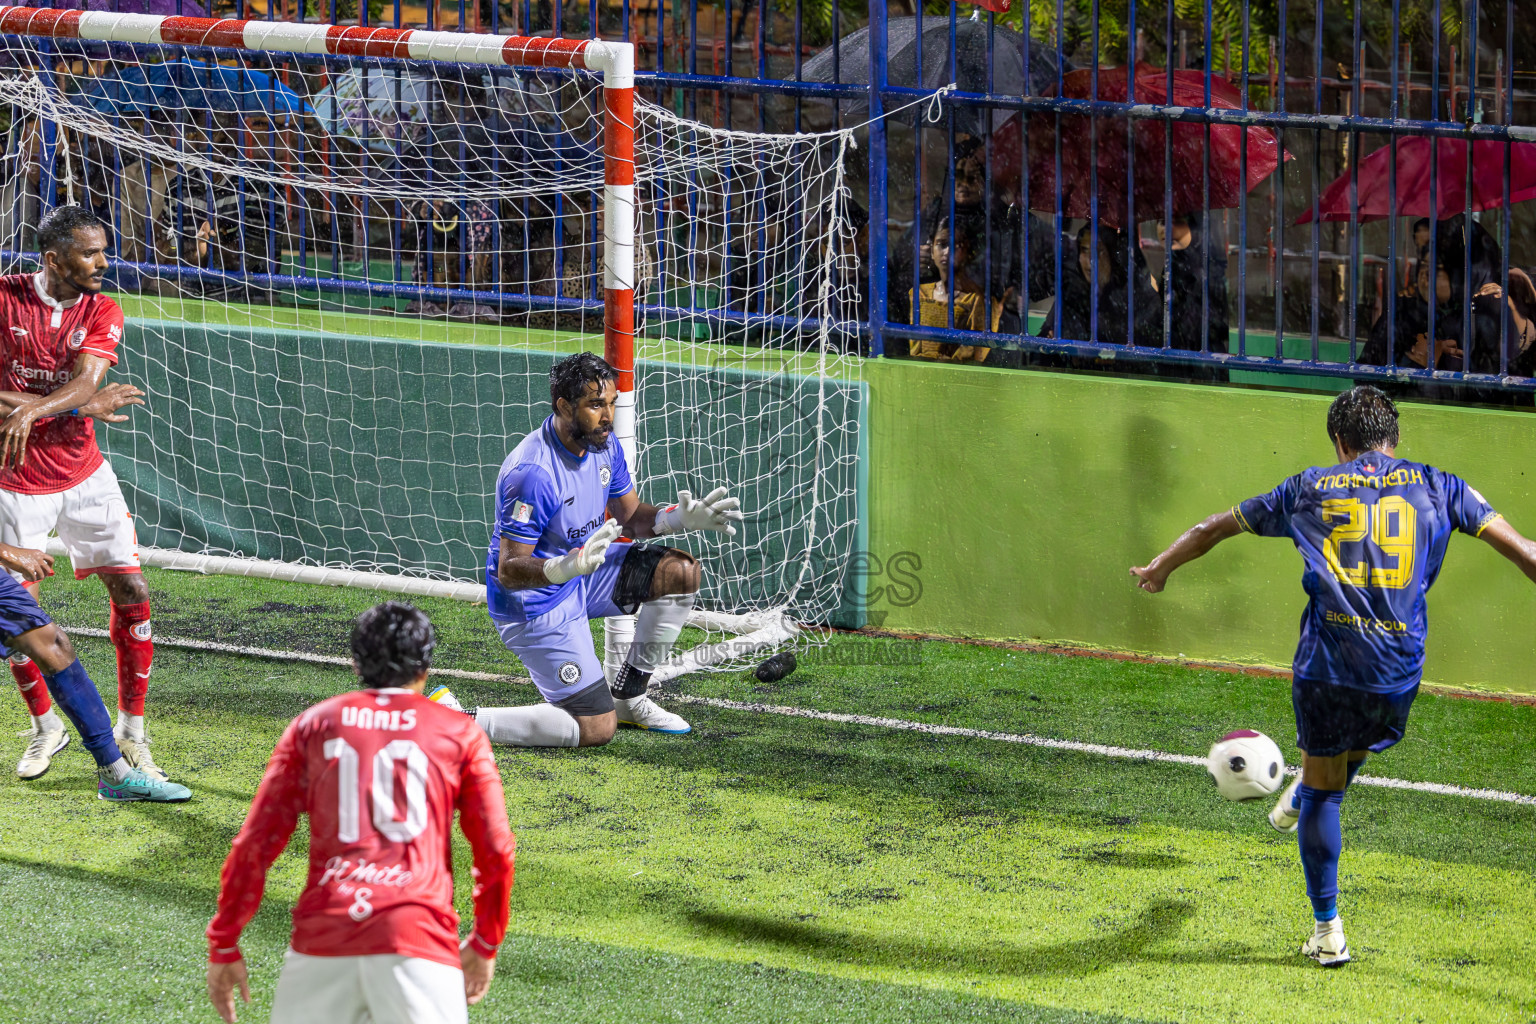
[
  {"left": 67, "top": 328, "right": 86, "bottom": 352},
  {"left": 558, "top": 661, "right": 581, "bottom": 685},
  {"left": 599, "top": 466, "right": 612, "bottom": 487},
  {"left": 511, "top": 500, "right": 534, "bottom": 524},
  {"left": 131, "top": 621, "right": 152, "bottom": 641}
]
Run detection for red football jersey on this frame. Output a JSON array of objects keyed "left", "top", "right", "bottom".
[
  {"left": 206, "top": 689, "right": 516, "bottom": 968},
  {"left": 0, "top": 273, "right": 123, "bottom": 494}
]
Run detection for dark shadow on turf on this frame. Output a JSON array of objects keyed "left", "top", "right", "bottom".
[
  {"left": 1064, "top": 849, "right": 1189, "bottom": 870},
  {"left": 0, "top": 853, "right": 290, "bottom": 944},
  {"left": 688, "top": 899, "right": 1197, "bottom": 978}
]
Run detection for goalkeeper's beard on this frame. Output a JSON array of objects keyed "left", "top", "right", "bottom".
[{"left": 574, "top": 424, "right": 612, "bottom": 453}]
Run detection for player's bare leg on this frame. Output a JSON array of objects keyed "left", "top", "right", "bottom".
[
  {"left": 610, "top": 550, "right": 699, "bottom": 734},
  {"left": 99, "top": 570, "right": 162, "bottom": 779},
  {"left": 11, "top": 581, "right": 67, "bottom": 778},
  {"left": 1270, "top": 749, "right": 1367, "bottom": 833}
]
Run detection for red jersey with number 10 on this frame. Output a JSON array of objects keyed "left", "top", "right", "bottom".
[
  {"left": 206, "top": 689, "right": 516, "bottom": 968},
  {"left": 0, "top": 273, "right": 123, "bottom": 495}
]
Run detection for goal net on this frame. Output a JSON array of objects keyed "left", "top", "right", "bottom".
[{"left": 0, "top": 9, "right": 865, "bottom": 675}]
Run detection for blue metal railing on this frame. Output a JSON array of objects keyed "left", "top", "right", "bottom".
[{"left": 3, "top": 1, "right": 1532, "bottom": 394}]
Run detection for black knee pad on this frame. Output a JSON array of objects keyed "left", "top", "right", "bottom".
[{"left": 611, "top": 543, "right": 690, "bottom": 613}]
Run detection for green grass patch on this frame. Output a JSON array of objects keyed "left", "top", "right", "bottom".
[{"left": 0, "top": 567, "right": 1530, "bottom": 1023}]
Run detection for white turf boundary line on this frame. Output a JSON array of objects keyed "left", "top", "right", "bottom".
[{"left": 65, "top": 628, "right": 1536, "bottom": 809}]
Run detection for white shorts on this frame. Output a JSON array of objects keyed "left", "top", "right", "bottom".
[
  {"left": 270, "top": 949, "right": 469, "bottom": 1024},
  {"left": 0, "top": 461, "right": 139, "bottom": 581}
]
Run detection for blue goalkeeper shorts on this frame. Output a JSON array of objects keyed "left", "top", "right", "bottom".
[{"left": 0, "top": 572, "right": 51, "bottom": 659}]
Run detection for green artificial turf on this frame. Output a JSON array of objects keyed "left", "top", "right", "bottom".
[{"left": 0, "top": 567, "right": 1528, "bottom": 1024}]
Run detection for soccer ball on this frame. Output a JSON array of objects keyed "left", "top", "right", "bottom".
[{"left": 1206, "top": 730, "right": 1286, "bottom": 801}]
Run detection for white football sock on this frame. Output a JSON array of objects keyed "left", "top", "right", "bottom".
[
  {"left": 626, "top": 593, "right": 696, "bottom": 673},
  {"left": 602, "top": 614, "right": 636, "bottom": 685},
  {"left": 475, "top": 704, "right": 580, "bottom": 747},
  {"left": 32, "top": 709, "right": 62, "bottom": 733},
  {"left": 115, "top": 712, "right": 145, "bottom": 742},
  {"left": 105, "top": 756, "right": 132, "bottom": 782}
]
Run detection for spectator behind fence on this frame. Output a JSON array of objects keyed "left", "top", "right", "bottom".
[
  {"left": 919, "top": 135, "right": 1057, "bottom": 337},
  {"left": 1429, "top": 216, "right": 1524, "bottom": 376},
  {"left": 1359, "top": 249, "right": 1438, "bottom": 368},
  {"left": 1160, "top": 213, "right": 1230, "bottom": 356},
  {"left": 1402, "top": 217, "right": 1431, "bottom": 294},
  {"left": 907, "top": 208, "right": 996, "bottom": 363},
  {"left": 1476, "top": 267, "right": 1536, "bottom": 377},
  {"left": 1045, "top": 224, "right": 1161, "bottom": 347}
]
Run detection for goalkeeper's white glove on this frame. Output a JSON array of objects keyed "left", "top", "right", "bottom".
[
  {"left": 653, "top": 486, "right": 744, "bottom": 537},
  {"left": 543, "top": 519, "right": 622, "bottom": 584}
]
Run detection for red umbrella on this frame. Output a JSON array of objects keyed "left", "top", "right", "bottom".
[
  {"left": 992, "top": 67, "right": 1283, "bottom": 229},
  {"left": 1296, "top": 135, "right": 1536, "bottom": 223}
]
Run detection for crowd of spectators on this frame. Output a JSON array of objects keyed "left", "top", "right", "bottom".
[{"left": 874, "top": 128, "right": 1536, "bottom": 400}]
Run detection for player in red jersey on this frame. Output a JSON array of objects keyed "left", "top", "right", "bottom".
[
  {"left": 0, "top": 205, "right": 161, "bottom": 784},
  {"left": 206, "top": 602, "right": 516, "bottom": 1024}
]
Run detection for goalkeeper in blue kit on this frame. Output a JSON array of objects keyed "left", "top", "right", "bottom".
[{"left": 1131, "top": 385, "right": 1536, "bottom": 967}]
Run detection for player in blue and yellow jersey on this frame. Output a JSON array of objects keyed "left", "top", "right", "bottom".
[
  {"left": 430, "top": 352, "right": 743, "bottom": 746},
  {"left": 1131, "top": 385, "right": 1536, "bottom": 967}
]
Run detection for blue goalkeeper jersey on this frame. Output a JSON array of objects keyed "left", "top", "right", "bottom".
[
  {"left": 1234, "top": 451, "right": 1502, "bottom": 694},
  {"left": 485, "top": 416, "right": 634, "bottom": 623}
]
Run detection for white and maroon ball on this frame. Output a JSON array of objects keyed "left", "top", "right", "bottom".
[{"left": 1206, "top": 730, "right": 1286, "bottom": 801}]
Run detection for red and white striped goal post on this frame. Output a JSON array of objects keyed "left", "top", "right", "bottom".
[{"left": 0, "top": 6, "right": 640, "bottom": 460}]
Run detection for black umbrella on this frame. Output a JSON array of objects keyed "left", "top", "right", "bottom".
[{"left": 799, "top": 15, "right": 1072, "bottom": 135}]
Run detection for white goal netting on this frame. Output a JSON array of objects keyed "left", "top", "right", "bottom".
[{"left": 0, "top": 33, "right": 865, "bottom": 669}]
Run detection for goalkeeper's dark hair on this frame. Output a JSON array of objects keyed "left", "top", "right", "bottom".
[
  {"left": 550, "top": 351, "right": 618, "bottom": 412},
  {"left": 351, "top": 602, "right": 436, "bottom": 689},
  {"left": 1327, "top": 385, "right": 1400, "bottom": 455},
  {"left": 37, "top": 204, "right": 104, "bottom": 258}
]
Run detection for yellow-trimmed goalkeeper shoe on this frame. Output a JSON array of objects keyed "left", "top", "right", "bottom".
[
  {"left": 615, "top": 696, "right": 691, "bottom": 734},
  {"left": 427, "top": 685, "right": 466, "bottom": 713}
]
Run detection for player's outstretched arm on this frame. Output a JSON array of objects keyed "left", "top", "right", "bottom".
[
  {"left": 1474, "top": 517, "right": 1536, "bottom": 585},
  {"left": 77, "top": 382, "right": 146, "bottom": 424},
  {"left": 456, "top": 731, "right": 515, "bottom": 1005},
  {"left": 609, "top": 486, "right": 743, "bottom": 539},
  {"left": 1130, "top": 510, "right": 1245, "bottom": 593},
  {"left": 0, "top": 353, "right": 111, "bottom": 467},
  {"left": 205, "top": 724, "right": 304, "bottom": 1017},
  {"left": 0, "top": 382, "right": 143, "bottom": 423},
  {"left": 653, "top": 486, "right": 744, "bottom": 537}
]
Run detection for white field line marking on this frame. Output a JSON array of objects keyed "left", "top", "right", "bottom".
[
  {"left": 62, "top": 627, "right": 530, "bottom": 685},
  {"left": 664, "top": 695, "right": 1536, "bottom": 807},
  {"left": 73, "top": 629, "right": 1536, "bottom": 807}
]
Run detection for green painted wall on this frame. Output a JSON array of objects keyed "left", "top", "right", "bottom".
[{"left": 863, "top": 358, "right": 1536, "bottom": 693}]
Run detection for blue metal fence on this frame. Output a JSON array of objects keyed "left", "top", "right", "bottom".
[{"left": 4, "top": 0, "right": 1534, "bottom": 396}]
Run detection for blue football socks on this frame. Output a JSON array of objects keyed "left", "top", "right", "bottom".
[
  {"left": 1297, "top": 784, "right": 1346, "bottom": 920},
  {"left": 43, "top": 659, "right": 123, "bottom": 769}
]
